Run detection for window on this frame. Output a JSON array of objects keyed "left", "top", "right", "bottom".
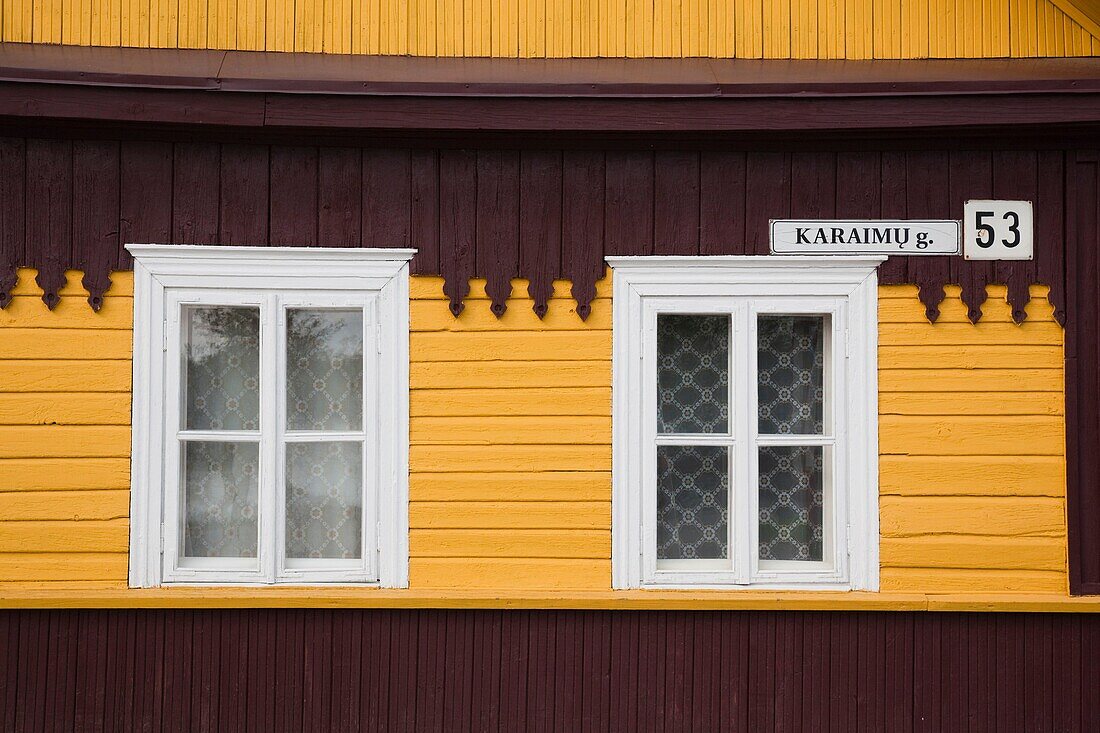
[
  {"left": 128, "top": 245, "right": 413, "bottom": 587},
  {"left": 608, "top": 256, "right": 880, "bottom": 590}
]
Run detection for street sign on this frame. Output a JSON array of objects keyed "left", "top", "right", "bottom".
[{"left": 770, "top": 220, "right": 960, "bottom": 255}]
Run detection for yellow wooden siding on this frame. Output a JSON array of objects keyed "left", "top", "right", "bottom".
[
  {"left": 0, "top": 269, "right": 1069, "bottom": 605},
  {"left": 878, "top": 284, "right": 1067, "bottom": 594},
  {"left": 2, "top": 0, "right": 1098, "bottom": 56}
]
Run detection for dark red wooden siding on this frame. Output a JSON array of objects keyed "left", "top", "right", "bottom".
[
  {"left": 1, "top": 610, "right": 1099, "bottom": 732},
  {"left": 0, "top": 136, "right": 1070, "bottom": 324},
  {"left": 1068, "top": 150, "right": 1100, "bottom": 596},
  {"left": 4, "top": 132, "right": 1100, "bottom": 594}
]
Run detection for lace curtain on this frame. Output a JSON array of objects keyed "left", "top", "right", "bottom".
[{"left": 181, "top": 306, "right": 365, "bottom": 561}]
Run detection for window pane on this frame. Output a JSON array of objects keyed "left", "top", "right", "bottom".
[
  {"left": 286, "top": 442, "right": 363, "bottom": 560},
  {"left": 287, "top": 309, "right": 364, "bottom": 432},
  {"left": 657, "top": 445, "right": 729, "bottom": 560},
  {"left": 183, "top": 441, "right": 259, "bottom": 558},
  {"left": 757, "top": 315, "right": 825, "bottom": 435},
  {"left": 184, "top": 306, "right": 260, "bottom": 431},
  {"left": 657, "top": 314, "right": 729, "bottom": 434},
  {"left": 758, "top": 446, "right": 824, "bottom": 562}
]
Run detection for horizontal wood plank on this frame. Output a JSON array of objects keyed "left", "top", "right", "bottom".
[
  {"left": 879, "top": 568, "right": 1067, "bottom": 593},
  {"left": 409, "top": 529, "right": 609, "bottom": 558},
  {"left": 0, "top": 519, "right": 129, "bottom": 552},
  {"left": 0, "top": 329, "right": 133, "bottom": 359},
  {"left": 0, "top": 426, "right": 131, "bottom": 458},
  {"left": 880, "top": 496, "right": 1065, "bottom": 537},
  {"left": 879, "top": 368, "right": 1062, "bottom": 392},
  {"left": 409, "top": 558, "right": 609, "bottom": 590},
  {"left": 0, "top": 458, "right": 132, "bottom": 490},
  {"left": 0, "top": 360, "right": 132, "bottom": 392},
  {"left": 880, "top": 536, "right": 1065, "bottom": 570},
  {"left": 411, "top": 361, "right": 612, "bottom": 389},
  {"left": 0, "top": 553, "right": 128, "bottom": 581},
  {"left": 410, "top": 416, "right": 611, "bottom": 445},
  {"left": 879, "top": 455, "right": 1065, "bottom": 496},
  {"left": 880, "top": 415, "right": 1064, "bottom": 456},
  {"left": 0, "top": 490, "right": 130, "bottom": 520},
  {"left": 411, "top": 387, "right": 610, "bottom": 416},
  {"left": 411, "top": 501, "right": 609, "bottom": 529},
  {"left": 411, "top": 332, "right": 611, "bottom": 361},
  {"left": 0, "top": 393, "right": 132, "bottom": 425},
  {"left": 878, "top": 391, "right": 1063, "bottom": 415},
  {"left": 878, "top": 345, "right": 1062, "bottom": 369},
  {"left": 410, "top": 472, "right": 610, "bottom": 501}
]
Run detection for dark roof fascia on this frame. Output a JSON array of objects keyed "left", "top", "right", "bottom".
[
  {"left": 2, "top": 43, "right": 1100, "bottom": 134},
  {"left": 3, "top": 42, "right": 1100, "bottom": 97}
]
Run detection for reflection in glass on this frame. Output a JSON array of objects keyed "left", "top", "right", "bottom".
[
  {"left": 287, "top": 309, "right": 364, "bottom": 431},
  {"left": 657, "top": 314, "right": 730, "bottom": 434},
  {"left": 184, "top": 306, "right": 260, "bottom": 431},
  {"left": 657, "top": 445, "right": 729, "bottom": 560},
  {"left": 286, "top": 442, "right": 363, "bottom": 559},
  {"left": 183, "top": 441, "right": 259, "bottom": 558}
]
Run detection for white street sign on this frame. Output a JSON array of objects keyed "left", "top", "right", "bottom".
[
  {"left": 963, "top": 200, "right": 1034, "bottom": 260},
  {"left": 770, "top": 219, "right": 960, "bottom": 255}
]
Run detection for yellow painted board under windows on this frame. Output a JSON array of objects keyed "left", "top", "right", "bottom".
[
  {"left": 2, "top": 0, "right": 1098, "bottom": 56},
  {"left": 0, "top": 270, "right": 1074, "bottom": 608}
]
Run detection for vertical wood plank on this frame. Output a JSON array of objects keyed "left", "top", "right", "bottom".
[
  {"left": 519, "top": 149, "right": 562, "bottom": 318},
  {"left": 475, "top": 149, "right": 520, "bottom": 316},
  {"left": 219, "top": 144, "right": 270, "bottom": 246},
  {"left": 745, "top": 152, "right": 791, "bottom": 255},
  {"left": 790, "top": 150, "right": 837, "bottom": 219},
  {"left": 604, "top": 151, "right": 653, "bottom": 257},
  {"left": 878, "top": 151, "right": 909, "bottom": 284},
  {"left": 410, "top": 149, "right": 440, "bottom": 275},
  {"left": 172, "top": 142, "right": 220, "bottom": 245},
  {"left": 561, "top": 150, "right": 604, "bottom": 320},
  {"left": 699, "top": 151, "right": 747, "bottom": 255},
  {"left": 948, "top": 150, "right": 993, "bottom": 322},
  {"left": 269, "top": 146, "right": 319, "bottom": 247},
  {"left": 26, "top": 138, "right": 72, "bottom": 309},
  {"left": 439, "top": 149, "right": 477, "bottom": 316},
  {"left": 71, "top": 140, "right": 120, "bottom": 310},
  {"left": 317, "top": 146, "right": 363, "bottom": 248},
  {"left": 993, "top": 150, "right": 1040, "bottom": 323},
  {"left": 906, "top": 150, "right": 952, "bottom": 322},
  {"left": 653, "top": 151, "right": 700, "bottom": 255},
  {"left": 0, "top": 138, "right": 26, "bottom": 308},
  {"left": 119, "top": 140, "right": 172, "bottom": 270},
  {"left": 362, "top": 148, "right": 412, "bottom": 249},
  {"left": 1036, "top": 151, "right": 1066, "bottom": 325}
]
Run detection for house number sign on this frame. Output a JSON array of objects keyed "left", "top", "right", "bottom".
[
  {"left": 770, "top": 219, "right": 960, "bottom": 255},
  {"left": 963, "top": 200, "right": 1034, "bottom": 261}
]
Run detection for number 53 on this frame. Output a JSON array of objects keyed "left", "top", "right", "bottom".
[
  {"left": 964, "top": 200, "right": 1033, "bottom": 261},
  {"left": 974, "top": 210, "right": 1021, "bottom": 248}
]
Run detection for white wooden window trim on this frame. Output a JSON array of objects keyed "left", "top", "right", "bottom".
[
  {"left": 128, "top": 244, "right": 414, "bottom": 588},
  {"left": 608, "top": 256, "right": 882, "bottom": 591}
]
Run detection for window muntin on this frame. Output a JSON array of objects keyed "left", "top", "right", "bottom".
[
  {"left": 163, "top": 292, "right": 378, "bottom": 583},
  {"left": 128, "top": 245, "right": 412, "bottom": 589},
  {"left": 610, "top": 256, "right": 879, "bottom": 591}
]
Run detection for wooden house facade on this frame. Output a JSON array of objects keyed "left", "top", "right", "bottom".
[{"left": 2, "top": 2, "right": 1100, "bottom": 730}]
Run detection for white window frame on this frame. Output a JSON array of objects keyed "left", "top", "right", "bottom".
[
  {"left": 608, "top": 256, "right": 882, "bottom": 591},
  {"left": 127, "top": 244, "right": 414, "bottom": 588}
]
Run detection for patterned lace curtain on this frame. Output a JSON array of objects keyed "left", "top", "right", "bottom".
[{"left": 181, "top": 306, "right": 365, "bottom": 561}]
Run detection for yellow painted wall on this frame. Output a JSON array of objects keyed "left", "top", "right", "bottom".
[
  {"left": 1, "top": 0, "right": 1097, "bottom": 56},
  {"left": 0, "top": 269, "right": 1070, "bottom": 607}
]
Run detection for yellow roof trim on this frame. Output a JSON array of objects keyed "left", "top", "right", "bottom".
[{"left": 1050, "top": 0, "right": 1100, "bottom": 41}]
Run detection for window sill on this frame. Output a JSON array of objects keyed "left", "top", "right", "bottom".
[{"left": 0, "top": 585, "right": 1097, "bottom": 613}]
